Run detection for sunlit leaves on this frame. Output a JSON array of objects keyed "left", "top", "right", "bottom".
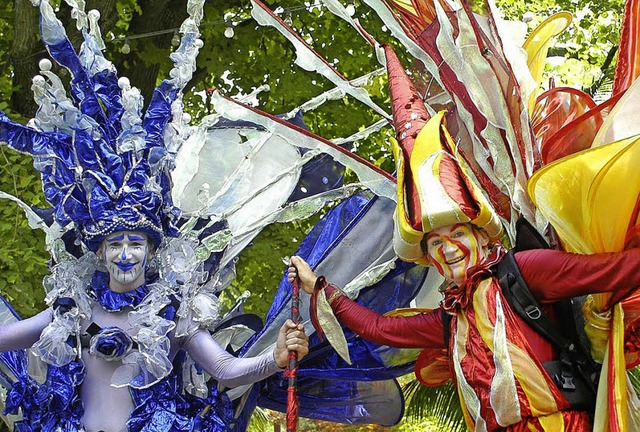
[{"left": 0, "top": 147, "right": 48, "bottom": 318}]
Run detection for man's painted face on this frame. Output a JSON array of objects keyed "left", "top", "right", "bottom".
[
  {"left": 99, "top": 231, "right": 150, "bottom": 292},
  {"left": 425, "top": 223, "right": 489, "bottom": 286}
]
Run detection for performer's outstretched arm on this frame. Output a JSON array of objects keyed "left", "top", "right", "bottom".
[
  {"left": 516, "top": 248, "right": 640, "bottom": 306},
  {"left": 182, "top": 319, "right": 308, "bottom": 388},
  {"left": 0, "top": 308, "right": 52, "bottom": 352},
  {"left": 289, "top": 256, "right": 446, "bottom": 350}
]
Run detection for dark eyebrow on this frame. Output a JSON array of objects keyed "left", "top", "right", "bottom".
[
  {"left": 106, "top": 234, "right": 126, "bottom": 242},
  {"left": 127, "top": 235, "right": 146, "bottom": 241}
]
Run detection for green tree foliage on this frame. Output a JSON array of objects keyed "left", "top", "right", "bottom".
[
  {"left": 0, "top": 146, "right": 49, "bottom": 317},
  {"left": 498, "top": 0, "right": 625, "bottom": 91}
]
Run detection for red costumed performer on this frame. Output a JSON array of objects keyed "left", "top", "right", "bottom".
[{"left": 288, "top": 33, "right": 640, "bottom": 431}]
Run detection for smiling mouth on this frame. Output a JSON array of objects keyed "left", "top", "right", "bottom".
[
  {"left": 445, "top": 256, "right": 465, "bottom": 265},
  {"left": 116, "top": 262, "right": 138, "bottom": 272}
]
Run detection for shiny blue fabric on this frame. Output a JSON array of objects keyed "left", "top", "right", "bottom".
[
  {"left": 129, "top": 352, "right": 235, "bottom": 432},
  {"left": 90, "top": 68, "right": 123, "bottom": 142},
  {"left": 0, "top": 287, "right": 237, "bottom": 431},
  {"left": 89, "top": 326, "right": 134, "bottom": 360},
  {"left": 91, "top": 271, "right": 150, "bottom": 311},
  {"left": 0, "top": 106, "right": 179, "bottom": 251},
  {"left": 285, "top": 110, "right": 350, "bottom": 202},
  {"left": 143, "top": 35, "right": 194, "bottom": 145},
  {"left": 128, "top": 374, "right": 193, "bottom": 432},
  {"left": 0, "top": 7, "right": 185, "bottom": 252},
  {"left": 239, "top": 193, "right": 428, "bottom": 425},
  {"left": 259, "top": 375, "right": 405, "bottom": 426},
  {"left": 184, "top": 388, "right": 235, "bottom": 432},
  {"left": 46, "top": 38, "right": 111, "bottom": 133},
  {"left": 5, "top": 360, "right": 85, "bottom": 432},
  {"left": 4, "top": 374, "right": 39, "bottom": 424}
]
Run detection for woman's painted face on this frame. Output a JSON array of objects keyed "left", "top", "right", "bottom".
[
  {"left": 425, "top": 223, "right": 489, "bottom": 286},
  {"left": 99, "top": 231, "right": 150, "bottom": 292}
]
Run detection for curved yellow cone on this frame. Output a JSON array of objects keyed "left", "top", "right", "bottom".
[
  {"left": 523, "top": 12, "right": 572, "bottom": 114},
  {"left": 528, "top": 134, "right": 640, "bottom": 256}
]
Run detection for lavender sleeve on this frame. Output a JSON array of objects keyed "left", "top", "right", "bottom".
[
  {"left": 0, "top": 308, "right": 53, "bottom": 352},
  {"left": 183, "top": 329, "right": 281, "bottom": 388}
]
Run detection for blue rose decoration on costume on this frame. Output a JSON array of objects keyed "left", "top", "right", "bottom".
[{"left": 89, "top": 326, "right": 134, "bottom": 361}]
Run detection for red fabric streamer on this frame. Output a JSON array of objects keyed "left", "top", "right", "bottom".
[{"left": 309, "top": 276, "right": 328, "bottom": 341}]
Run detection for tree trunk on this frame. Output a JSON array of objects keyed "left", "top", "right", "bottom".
[
  {"left": 9, "top": 0, "right": 40, "bottom": 120},
  {"left": 122, "top": 0, "right": 189, "bottom": 104}
]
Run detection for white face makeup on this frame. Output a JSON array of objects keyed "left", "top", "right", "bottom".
[
  {"left": 99, "top": 231, "right": 151, "bottom": 292},
  {"left": 425, "top": 223, "right": 490, "bottom": 287}
]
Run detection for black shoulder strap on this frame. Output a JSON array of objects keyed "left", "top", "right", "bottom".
[
  {"left": 496, "top": 250, "right": 600, "bottom": 399},
  {"left": 514, "top": 217, "right": 549, "bottom": 252},
  {"left": 496, "top": 250, "right": 572, "bottom": 351},
  {"left": 442, "top": 308, "right": 452, "bottom": 349}
]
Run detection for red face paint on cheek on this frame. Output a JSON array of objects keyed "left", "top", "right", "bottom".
[
  {"left": 427, "top": 229, "right": 482, "bottom": 285},
  {"left": 430, "top": 243, "right": 456, "bottom": 281},
  {"left": 429, "top": 245, "right": 446, "bottom": 276}
]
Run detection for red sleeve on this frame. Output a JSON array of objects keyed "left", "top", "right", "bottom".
[
  {"left": 323, "top": 284, "right": 446, "bottom": 349},
  {"left": 515, "top": 248, "right": 640, "bottom": 305}
]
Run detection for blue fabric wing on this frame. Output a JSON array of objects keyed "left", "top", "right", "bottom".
[{"left": 236, "top": 192, "right": 428, "bottom": 426}]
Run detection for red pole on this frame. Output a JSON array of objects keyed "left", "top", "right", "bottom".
[{"left": 285, "top": 277, "right": 301, "bottom": 432}]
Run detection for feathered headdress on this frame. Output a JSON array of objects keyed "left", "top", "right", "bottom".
[{"left": 0, "top": 0, "right": 204, "bottom": 251}]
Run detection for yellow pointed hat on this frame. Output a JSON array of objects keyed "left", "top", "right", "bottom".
[{"left": 385, "top": 45, "right": 503, "bottom": 265}]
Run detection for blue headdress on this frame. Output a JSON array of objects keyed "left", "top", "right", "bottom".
[{"left": 0, "top": 0, "right": 203, "bottom": 251}]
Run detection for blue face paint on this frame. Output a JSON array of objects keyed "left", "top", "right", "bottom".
[
  {"left": 106, "top": 234, "right": 126, "bottom": 242},
  {"left": 100, "top": 231, "right": 151, "bottom": 292},
  {"left": 116, "top": 262, "right": 137, "bottom": 272}
]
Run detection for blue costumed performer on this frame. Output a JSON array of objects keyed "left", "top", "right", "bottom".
[{"left": 0, "top": 1, "right": 308, "bottom": 431}]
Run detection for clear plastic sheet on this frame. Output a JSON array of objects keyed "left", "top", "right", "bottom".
[
  {"left": 61, "top": 0, "right": 88, "bottom": 31},
  {"left": 32, "top": 309, "right": 79, "bottom": 366},
  {"left": 111, "top": 289, "right": 175, "bottom": 388},
  {"left": 281, "top": 68, "right": 386, "bottom": 121},
  {"left": 210, "top": 92, "right": 396, "bottom": 200},
  {"left": 36, "top": 0, "right": 66, "bottom": 45},
  {"left": 363, "top": 0, "right": 441, "bottom": 78}
]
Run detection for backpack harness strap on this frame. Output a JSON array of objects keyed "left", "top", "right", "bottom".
[
  {"left": 496, "top": 250, "right": 599, "bottom": 411},
  {"left": 497, "top": 251, "right": 578, "bottom": 390}
]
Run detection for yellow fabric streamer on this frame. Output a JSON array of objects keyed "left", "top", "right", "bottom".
[
  {"left": 583, "top": 297, "right": 612, "bottom": 363},
  {"left": 529, "top": 134, "right": 640, "bottom": 256},
  {"left": 389, "top": 0, "right": 418, "bottom": 16},
  {"left": 384, "top": 308, "right": 433, "bottom": 317}
]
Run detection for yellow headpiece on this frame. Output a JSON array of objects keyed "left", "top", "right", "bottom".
[{"left": 385, "top": 45, "right": 503, "bottom": 265}]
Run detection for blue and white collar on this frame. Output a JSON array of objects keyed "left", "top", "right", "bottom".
[{"left": 91, "top": 271, "right": 150, "bottom": 312}]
